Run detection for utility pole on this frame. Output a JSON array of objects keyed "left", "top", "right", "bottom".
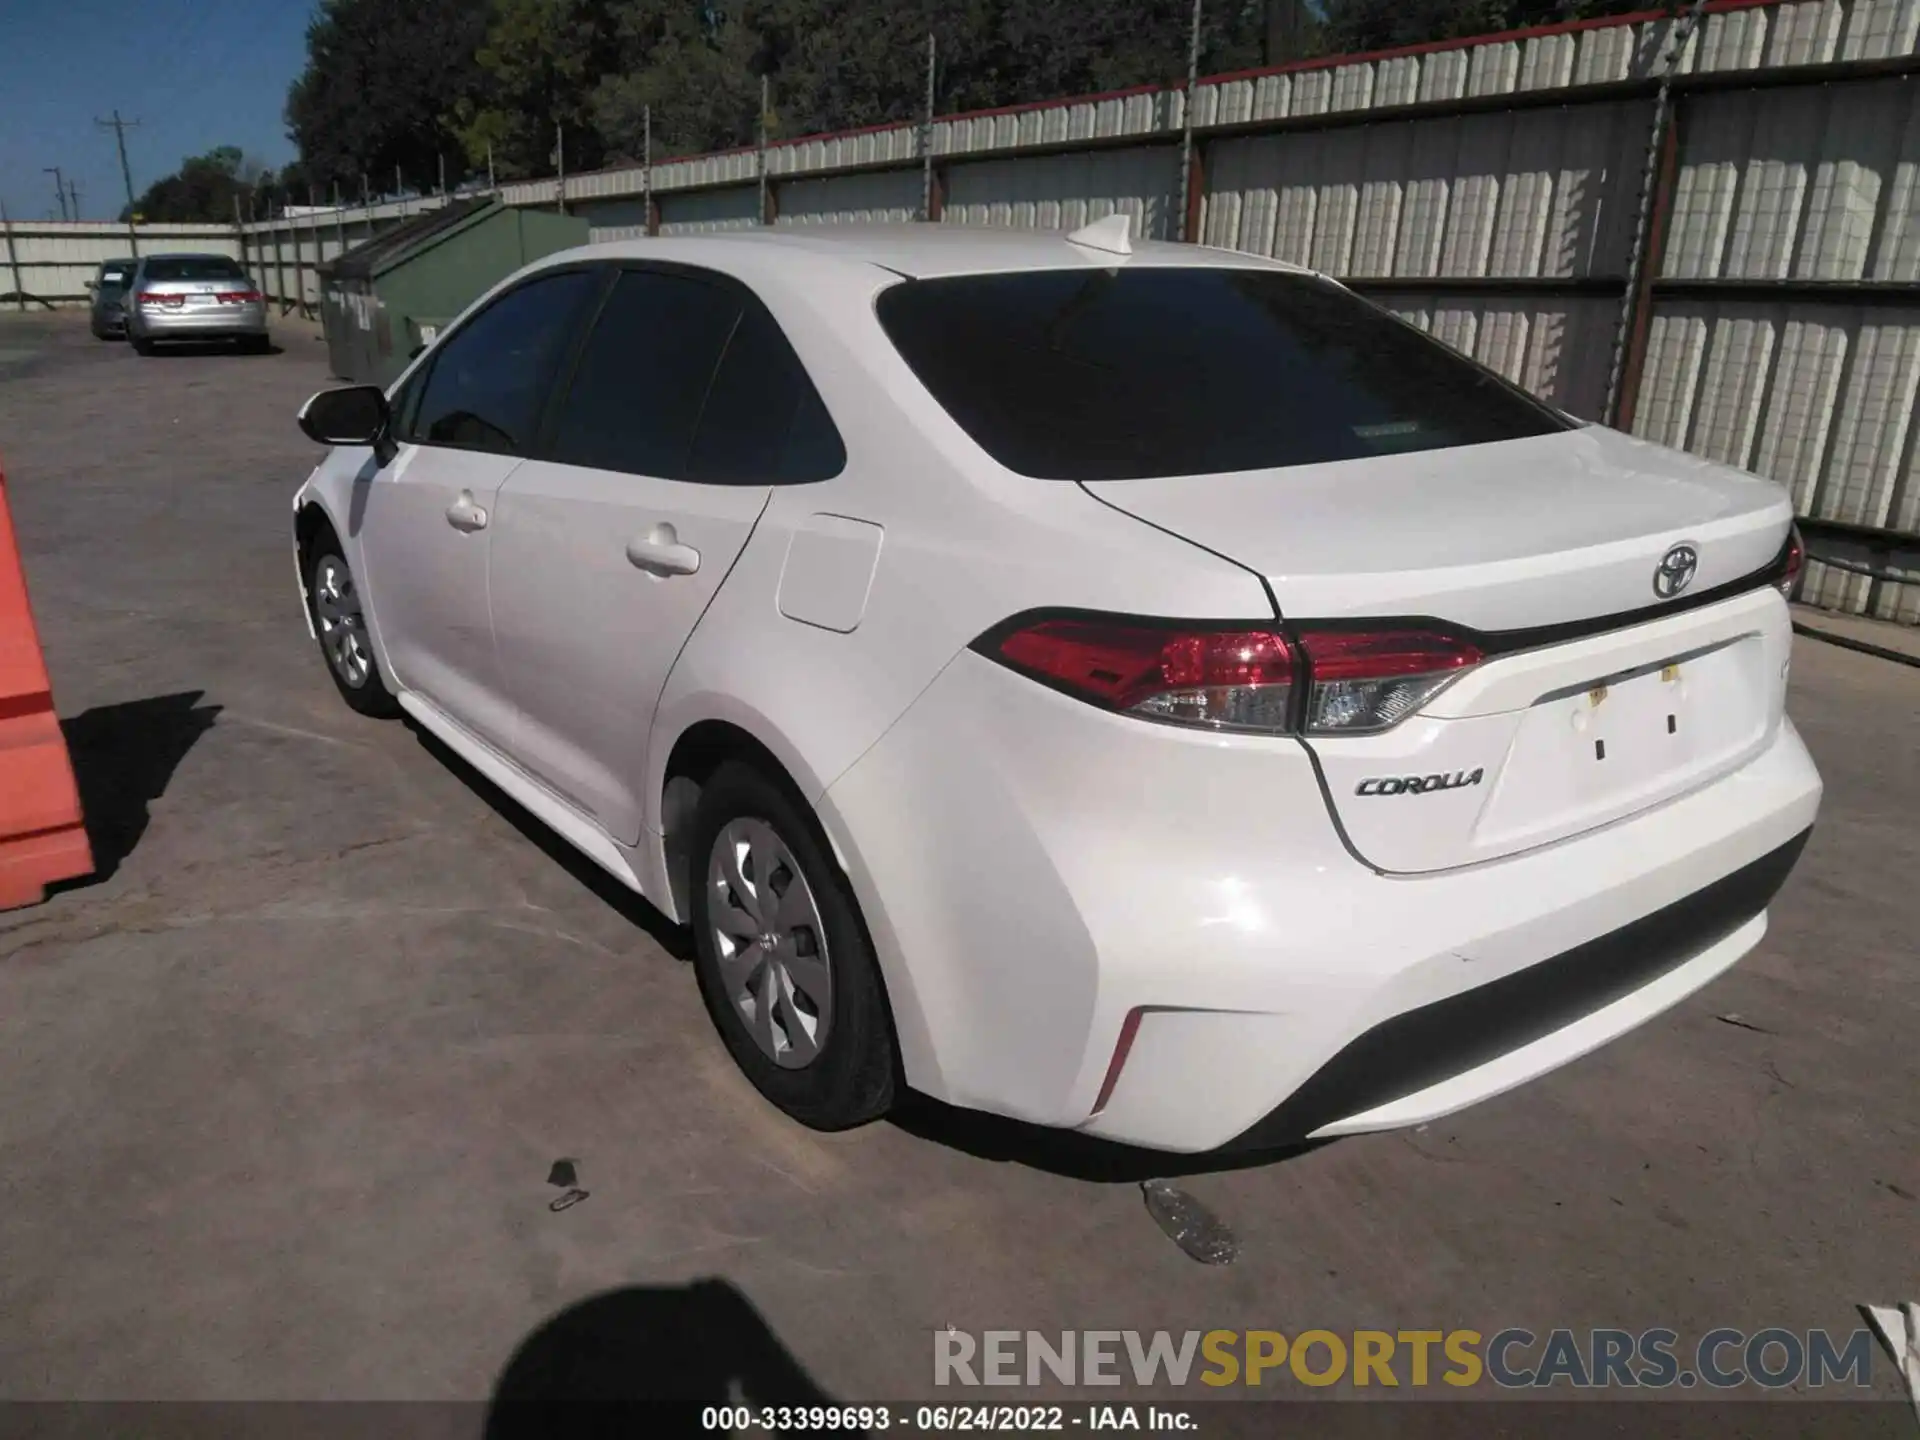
[
  {"left": 44, "top": 168, "right": 69, "bottom": 222},
  {"left": 1176, "top": 0, "right": 1204, "bottom": 242},
  {"left": 757, "top": 74, "right": 771, "bottom": 226},
  {"left": 437, "top": 152, "right": 446, "bottom": 200},
  {"left": 95, "top": 110, "right": 142, "bottom": 255},
  {"left": 643, "top": 105, "right": 654, "bottom": 236},
  {"left": 487, "top": 142, "right": 497, "bottom": 195},
  {"left": 1, "top": 199, "right": 26, "bottom": 313},
  {"left": 66, "top": 178, "right": 81, "bottom": 222},
  {"left": 920, "top": 33, "right": 938, "bottom": 222},
  {"left": 555, "top": 123, "right": 567, "bottom": 215}
]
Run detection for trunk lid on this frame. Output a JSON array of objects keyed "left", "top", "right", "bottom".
[
  {"left": 138, "top": 261, "right": 255, "bottom": 314},
  {"left": 1085, "top": 427, "right": 1796, "bottom": 873}
]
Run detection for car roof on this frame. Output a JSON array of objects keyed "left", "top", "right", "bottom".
[
  {"left": 136, "top": 252, "right": 244, "bottom": 263},
  {"left": 559, "top": 223, "right": 1315, "bottom": 282}
]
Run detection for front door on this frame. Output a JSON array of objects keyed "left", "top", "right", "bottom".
[{"left": 354, "top": 266, "right": 604, "bottom": 756}]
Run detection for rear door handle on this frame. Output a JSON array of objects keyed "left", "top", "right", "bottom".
[
  {"left": 445, "top": 492, "right": 489, "bottom": 532},
  {"left": 626, "top": 524, "right": 701, "bottom": 577}
]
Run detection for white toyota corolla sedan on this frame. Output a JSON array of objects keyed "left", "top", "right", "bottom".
[{"left": 291, "top": 220, "right": 1819, "bottom": 1154}]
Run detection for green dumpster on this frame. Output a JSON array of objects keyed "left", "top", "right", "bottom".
[{"left": 317, "top": 198, "right": 589, "bottom": 388}]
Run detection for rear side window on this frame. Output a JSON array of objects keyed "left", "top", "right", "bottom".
[
  {"left": 141, "top": 256, "right": 247, "bottom": 282},
  {"left": 408, "top": 268, "right": 601, "bottom": 456},
  {"left": 548, "top": 270, "right": 740, "bottom": 479},
  {"left": 875, "top": 268, "right": 1572, "bottom": 481},
  {"left": 688, "top": 302, "right": 846, "bottom": 484}
]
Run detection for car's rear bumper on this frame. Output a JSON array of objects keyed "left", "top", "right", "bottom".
[
  {"left": 821, "top": 649, "right": 1821, "bottom": 1153},
  {"left": 133, "top": 307, "right": 268, "bottom": 339}
]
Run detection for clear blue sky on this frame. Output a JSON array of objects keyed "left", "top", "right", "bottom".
[{"left": 0, "top": 0, "right": 311, "bottom": 222}]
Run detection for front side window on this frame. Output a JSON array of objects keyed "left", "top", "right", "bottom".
[
  {"left": 408, "top": 269, "right": 601, "bottom": 456},
  {"left": 875, "top": 267, "right": 1572, "bottom": 481}
]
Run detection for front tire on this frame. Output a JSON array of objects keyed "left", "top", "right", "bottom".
[
  {"left": 688, "top": 761, "right": 897, "bottom": 1131},
  {"left": 306, "top": 544, "right": 399, "bottom": 717}
]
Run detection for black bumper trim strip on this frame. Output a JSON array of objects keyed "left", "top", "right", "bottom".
[{"left": 1225, "top": 829, "right": 1812, "bottom": 1151}]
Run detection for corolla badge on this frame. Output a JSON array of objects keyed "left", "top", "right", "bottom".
[
  {"left": 1653, "top": 543, "right": 1699, "bottom": 599},
  {"left": 1355, "top": 769, "right": 1484, "bottom": 797}
]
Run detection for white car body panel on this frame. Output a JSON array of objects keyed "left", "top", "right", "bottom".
[
  {"left": 489, "top": 460, "right": 773, "bottom": 844},
  {"left": 1084, "top": 426, "right": 1793, "bottom": 631},
  {"left": 290, "top": 225, "right": 1820, "bottom": 1153},
  {"left": 354, "top": 443, "right": 521, "bottom": 756}
]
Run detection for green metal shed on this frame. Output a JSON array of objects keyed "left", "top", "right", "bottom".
[{"left": 317, "top": 198, "right": 589, "bottom": 388}]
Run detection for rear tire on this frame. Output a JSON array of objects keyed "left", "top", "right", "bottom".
[
  {"left": 305, "top": 541, "right": 399, "bottom": 718},
  {"left": 241, "top": 335, "right": 271, "bottom": 355},
  {"left": 130, "top": 336, "right": 154, "bottom": 356},
  {"left": 688, "top": 761, "right": 897, "bottom": 1131}
]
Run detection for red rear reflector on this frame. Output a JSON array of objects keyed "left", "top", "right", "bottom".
[
  {"left": 1090, "top": 1008, "right": 1146, "bottom": 1116},
  {"left": 1779, "top": 525, "right": 1804, "bottom": 598}
]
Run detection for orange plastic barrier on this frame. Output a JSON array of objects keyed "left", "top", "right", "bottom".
[{"left": 0, "top": 464, "right": 91, "bottom": 909}]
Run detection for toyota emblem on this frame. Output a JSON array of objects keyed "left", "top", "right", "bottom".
[{"left": 1653, "top": 543, "right": 1699, "bottom": 599}]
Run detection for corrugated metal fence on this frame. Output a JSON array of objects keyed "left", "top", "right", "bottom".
[
  {"left": 20, "top": 0, "right": 1920, "bottom": 621},
  {"left": 0, "top": 221, "right": 241, "bottom": 305}
]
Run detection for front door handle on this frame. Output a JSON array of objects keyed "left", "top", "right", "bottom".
[
  {"left": 446, "top": 492, "right": 489, "bottom": 532},
  {"left": 626, "top": 524, "right": 701, "bottom": 577}
]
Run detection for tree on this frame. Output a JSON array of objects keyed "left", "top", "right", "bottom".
[
  {"left": 123, "top": 147, "right": 257, "bottom": 223},
  {"left": 590, "top": 0, "right": 771, "bottom": 161},
  {"left": 1315, "top": 0, "right": 1650, "bottom": 54},
  {"left": 452, "top": 0, "right": 626, "bottom": 178},
  {"left": 285, "top": 0, "right": 489, "bottom": 194}
]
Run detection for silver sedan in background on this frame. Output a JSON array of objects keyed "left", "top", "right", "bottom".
[{"left": 125, "top": 253, "right": 270, "bottom": 356}]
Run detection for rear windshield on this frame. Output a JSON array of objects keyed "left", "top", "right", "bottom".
[
  {"left": 141, "top": 256, "right": 247, "bottom": 282},
  {"left": 874, "top": 267, "right": 1572, "bottom": 481}
]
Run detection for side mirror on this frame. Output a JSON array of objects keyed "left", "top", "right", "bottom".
[{"left": 298, "top": 385, "right": 391, "bottom": 448}]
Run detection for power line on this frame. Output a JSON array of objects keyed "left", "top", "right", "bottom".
[{"left": 95, "top": 110, "right": 142, "bottom": 255}]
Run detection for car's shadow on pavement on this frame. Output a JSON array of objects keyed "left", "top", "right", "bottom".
[
  {"left": 406, "top": 717, "right": 694, "bottom": 960},
  {"left": 485, "top": 1279, "right": 849, "bottom": 1436},
  {"left": 54, "top": 690, "right": 221, "bottom": 891},
  {"left": 133, "top": 340, "right": 284, "bottom": 359},
  {"left": 888, "top": 1092, "right": 1325, "bottom": 1182}
]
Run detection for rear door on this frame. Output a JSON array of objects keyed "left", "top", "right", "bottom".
[
  {"left": 490, "top": 265, "right": 833, "bottom": 843},
  {"left": 354, "top": 266, "right": 603, "bottom": 754}
]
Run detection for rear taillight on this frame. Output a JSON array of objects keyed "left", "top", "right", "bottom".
[
  {"left": 1295, "top": 629, "right": 1483, "bottom": 733},
  {"left": 982, "top": 616, "right": 1481, "bottom": 736},
  {"left": 138, "top": 291, "right": 181, "bottom": 307},
  {"left": 996, "top": 619, "right": 1296, "bottom": 731},
  {"left": 1778, "top": 525, "right": 1804, "bottom": 598},
  {"left": 215, "top": 290, "right": 261, "bottom": 304}
]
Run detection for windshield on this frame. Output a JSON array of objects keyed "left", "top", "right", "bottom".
[
  {"left": 874, "top": 267, "right": 1573, "bottom": 481},
  {"left": 141, "top": 256, "right": 248, "bottom": 282}
]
